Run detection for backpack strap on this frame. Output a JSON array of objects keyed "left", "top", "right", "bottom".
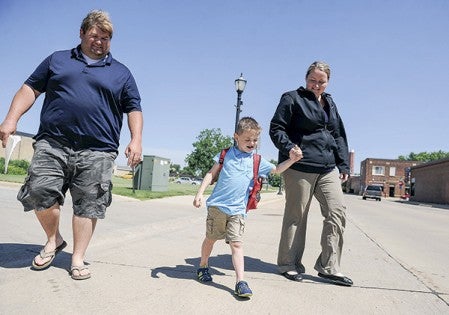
[
  {"left": 218, "top": 148, "right": 229, "bottom": 167},
  {"left": 211, "top": 147, "right": 229, "bottom": 184},
  {"left": 253, "top": 153, "right": 261, "bottom": 180},
  {"left": 246, "top": 153, "right": 262, "bottom": 212}
]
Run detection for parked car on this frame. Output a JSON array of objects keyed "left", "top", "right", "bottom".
[
  {"left": 176, "top": 177, "right": 202, "bottom": 185},
  {"left": 176, "top": 177, "right": 193, "bottom": 184},
  {"left": 362, "top": 185, "right": 383, "bottom": 201}
]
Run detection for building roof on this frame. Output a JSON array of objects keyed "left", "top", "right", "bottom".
[{"left": 411, "top": 157, "right": 449, "bottom": 170}]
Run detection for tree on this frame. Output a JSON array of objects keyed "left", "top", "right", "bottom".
[
  {"left": 169, "top": 163, "right": 181, "bottom": 177},
  {"left": 398, "top": 150, "right": 449, "bottom": 162},
  {"left": 185, "top": 128, "right": 233, "bottom": 177},
  {"left": 267, "top": 159, "right": 281, "bottom": 187}
]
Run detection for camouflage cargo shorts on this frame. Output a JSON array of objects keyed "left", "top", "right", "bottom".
[{"left": 17, "top": 138, "right": 117, "bottom": 219}]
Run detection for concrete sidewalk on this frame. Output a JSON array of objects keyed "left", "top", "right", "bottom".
[{"left": 0, "top": 182, "right": 448, "bottom": 314}]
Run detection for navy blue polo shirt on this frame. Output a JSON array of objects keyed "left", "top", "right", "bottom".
[{"left": 25, "top": 45, "right": 141, "bottom": 152}]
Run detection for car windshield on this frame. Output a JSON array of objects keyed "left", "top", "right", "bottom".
[{"left": 367, "top": 186, "right": 382, "bottom": 191}]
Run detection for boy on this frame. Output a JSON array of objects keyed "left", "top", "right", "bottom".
[{"left": 193, "top": 117, "right": 302, "bottom": 298}]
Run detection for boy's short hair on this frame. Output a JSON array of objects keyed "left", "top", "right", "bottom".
[{"left": 236, "top": 117, "right": 261, "bottom": 135}]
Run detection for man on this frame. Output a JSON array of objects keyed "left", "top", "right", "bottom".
[{"left": 0, "top": 10, "right": 143, "bottom": 280}]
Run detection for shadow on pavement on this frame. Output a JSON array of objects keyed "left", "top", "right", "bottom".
[
  {"left": 151, "top": 254, "right": 278, "bottom": 279},
  {"left": 150, "top": 254, "right": 274, "bottom": 300},
  {"left": 150, "top": 254, "right": 278, "bottom": 280},
  {"left": 0, "top": 243, "right": 71, "bottom": 270}
]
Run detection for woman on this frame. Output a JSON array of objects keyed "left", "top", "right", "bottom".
[{"left": 269, "top": 61, "right": 353, "bottom": 286}]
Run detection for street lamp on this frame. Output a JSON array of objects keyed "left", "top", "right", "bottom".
[{"left": 234, "top": 73, "right": 247, "bottom": 145}]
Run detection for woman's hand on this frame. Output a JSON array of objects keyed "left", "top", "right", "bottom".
[
  {"left": 289, "top": 145, "right": 303, "bottom": 162},
  {"left": 340, "top": 173, "right": 349, "bottom": 183}
]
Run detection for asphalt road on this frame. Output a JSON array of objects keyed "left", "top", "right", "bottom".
[{"left": 1, "top": 182, "right": 448, "bottom": 314}]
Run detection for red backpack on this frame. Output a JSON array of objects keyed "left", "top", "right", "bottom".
[{"left": 213, "top": 148, "right": 262, "bottom": 212}]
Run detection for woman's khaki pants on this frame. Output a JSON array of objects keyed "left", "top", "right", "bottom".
[{"left": 277, "top": 168, "right": 347, "bottom": 275}]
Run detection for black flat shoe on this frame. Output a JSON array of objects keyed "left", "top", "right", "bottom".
[
  {"left": 282, "top": 272, "right": 302, "bottom": 282},
  {"left": 318, "top": 273, "right": 353, "bottom": 287}
]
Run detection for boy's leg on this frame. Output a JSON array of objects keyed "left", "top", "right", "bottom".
[
  {"left": 201, "top": 206, "right": 226, "bottom": 266},
  {"left": 229, "top": 241, "right": 244, "bottom": 282},
  {"left": 230, "top": 240, "right": 253, "bottom": 297},
  {"left": 197, "top": 237, "right": 215, "bottom": 282},
  {"left": 199, "top": 237, "right": 216, "bottom": 267},
  {"left": 226, "top": 214, "right": 252, "bottom": 297}
]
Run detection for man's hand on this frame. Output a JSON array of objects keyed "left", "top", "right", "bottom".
[
  {"left": 124, "top": 141, "right": 142, "bottom": 168},
  {"left": 0, "top": 120, "right": 17, "bottom": 148}
]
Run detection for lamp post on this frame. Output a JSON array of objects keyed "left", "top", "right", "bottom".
[{"left": 234, "top": 73, "right": 247, "bottom": 146}]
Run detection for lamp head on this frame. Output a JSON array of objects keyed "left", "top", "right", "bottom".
[{"left": 235, "top": 73, "right": 247, "bottom": 93}]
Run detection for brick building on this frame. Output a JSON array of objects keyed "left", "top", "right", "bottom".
[
  {"left": 410, "top": 157, "right": 449, "bottom": 204},
  {"left": 360, "top": 158, "right": 420, "bottom": 198}
]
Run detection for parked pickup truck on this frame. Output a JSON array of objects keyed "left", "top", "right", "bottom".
[{"left": 362, "top": 185, "right": 383, "bottom": 201}]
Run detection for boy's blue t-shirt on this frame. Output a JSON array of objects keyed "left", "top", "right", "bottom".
[{"left": 206, "top": 146, "right": 275, "bottom": 216}]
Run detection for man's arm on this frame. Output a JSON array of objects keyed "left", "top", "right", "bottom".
[
  {"left": 0, "top": 84, "right": 40, "bottom": 147},
  {"left": 124, "top": 110, "right": 143, "bottom": 167}
]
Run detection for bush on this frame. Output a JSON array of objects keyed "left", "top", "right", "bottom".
[
  {"left": 10, "top": 159, "right": 30, "bottom": 170},
  {"left": 0, "top": 158, "right": 30, "bottom": 175},
  {"left": 268, "top": 173, "right": 281, "bottom": 187},
  {"left": 5, "top": 165, "right": 28, "bottom": 175}
]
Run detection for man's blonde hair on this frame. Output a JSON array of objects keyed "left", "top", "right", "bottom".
[
  {"left": 236, "top": 117, "right": 261, "bottom": 135},
  {"left": 80, "top": 10, "right": 113, "bottom": 38}
]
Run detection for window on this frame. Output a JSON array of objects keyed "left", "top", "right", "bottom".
[
  {"left": 389, "top": 167, "right": 396, "bottom": 176},
  {"left": 372, "top": 166, "right": 385, "bottom": 175}
]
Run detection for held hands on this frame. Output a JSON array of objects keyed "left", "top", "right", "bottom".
[{"left": 289, "top": 145, "right": 303, "bottom": 162}]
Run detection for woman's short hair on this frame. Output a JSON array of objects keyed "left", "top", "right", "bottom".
[{"left": 306, "top": 61, "right": 331, "bottom": 80}]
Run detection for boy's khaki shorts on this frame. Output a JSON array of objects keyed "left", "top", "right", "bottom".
[{"left": 206, "top": 206, "right": 245, "bottom": 243}]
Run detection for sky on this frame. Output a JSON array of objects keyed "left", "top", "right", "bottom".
[{"left": 1, "top": 0, "right": 448, "bottom": 173}]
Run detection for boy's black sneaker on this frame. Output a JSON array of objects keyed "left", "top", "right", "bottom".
[
  {"left": 234, "top": 281, "right": 253, "bottom": 298},
  {"left": 197, "top": 267, "right": 212, "bottom": 282}
]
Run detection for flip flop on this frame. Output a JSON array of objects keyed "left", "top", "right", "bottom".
[
  {"left": 31, "top": 240, "right": 67, "bottom": 270},
  {"left": 70, "top": 265, "right": 91, "bottom": 280}
]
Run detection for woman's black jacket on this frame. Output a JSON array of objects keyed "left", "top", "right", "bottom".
[{"left": 269, "top": 87, "right": 350, "bottom": 174}]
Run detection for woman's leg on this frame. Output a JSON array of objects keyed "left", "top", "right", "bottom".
[
  {"left": 313, "top": 169, "right": 347, "bottom": 275},
  {"left": 277, "top": 169, "right": 317, "bottom": 274}
]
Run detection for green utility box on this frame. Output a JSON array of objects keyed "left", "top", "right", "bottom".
[{"left": 133, "top": 155, "right": 170, "bottom": 191}]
